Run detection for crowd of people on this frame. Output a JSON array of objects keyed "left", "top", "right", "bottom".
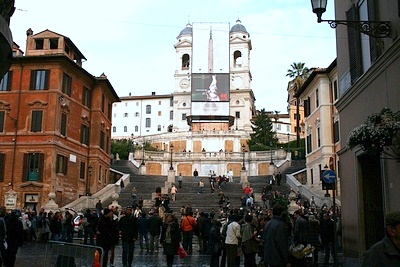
[{"left": 4, "top": 171, "right": 398, "bottom": 267}]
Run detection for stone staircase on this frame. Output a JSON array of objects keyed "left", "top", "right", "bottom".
[{"left": 110, "top": 160, "right": 306, "bottom": 213}]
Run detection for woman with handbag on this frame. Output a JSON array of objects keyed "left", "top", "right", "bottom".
[{"left": 160, "top": 213, "right": 181, "bottom": 267}]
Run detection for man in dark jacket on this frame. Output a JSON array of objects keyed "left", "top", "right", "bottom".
[
  {"left": 263, "top": 204, "right": 291, "bottom": 267},
  {"left": 292, "top": 210, "right": 308, "bottom": 266},
  {"left": 83, "top": 209, "right": 95, "bottom": 245},
  {"left": 119, "top": 206, "right": 137, "bottom": 267},
  {"left": 137, "top": 212, "right": 150, "bottom": 253},
  {"left": 5, "top": 209, "right": 24, "bottom": 267},
  {"left": 320, "top": 212, "right": 335, "bottom": 265},
  {"left": 97, "top": 208, "right": 118, "bottom": 267},
  {"left": 361, "top": 211, "right": 400, "bottom": 266},
  {"left": 148, "top": 210, "right": 162, "bottom": 253}
]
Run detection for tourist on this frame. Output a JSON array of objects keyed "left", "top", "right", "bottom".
[
  {"left": 181, "top": 211, "right": 197, "bottom": 254},
  {"left": 320, "top": 212, "right": 336, "bottom": 265},
  {"left": 198, "top": 179, "right": 204, "bottom": 194},
  {"left": 193, "top": 169, "right": 199, "bottom": 182},
  {"left": 160, "top": 213, "right": 181, "bottom": 267},
  {"left": 5, "top": 209, "right": 24, "bottom": 267},
  {"left": 241, "top": 213, "right": 259, "bottom": 267},
  {"left": 178, "top": 173, "right": 183, "bottom": 188},
  {"left": 263, "top": 204, "right": 291, "bottom": 267},
  {"left": 82, "top": 209, "right": 95, "bottom": 245},
  {"left": 361, "top": 211, "right": 400, "bottom": 266},
  {"left": 96, "top": 208, "right": 118, "bottom": 267},
  {"left": 149, "top": 210, "right": 163, "bottom": 253},
  {"left": 137, "top": 212, "right": 150, "bottom": 253},
  {"left": 225, "top": 213, "right": 242, "bottom": 267},
  {"left": 209, "top": 220, "right": 223, "bottom": 267},
  {"left": 95, "top": 200, "right": 102, "bottom": 217},
  {"left": 119, "top": 206, "right": 137, "bottom": 267},
  {"left": 170, "top": 185, "right": 177, "bottom": 201}
]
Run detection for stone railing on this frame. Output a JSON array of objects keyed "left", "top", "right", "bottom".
[{"left": 60, "top": 170, "right": 130, "bottom": 213}]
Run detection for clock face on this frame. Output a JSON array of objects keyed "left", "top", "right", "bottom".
[
  {"left": 180, "top": 78, "right": 190, "bottom": 88},
  {"left": 233, "top": 76, "right": 243, "bottom": 88}
]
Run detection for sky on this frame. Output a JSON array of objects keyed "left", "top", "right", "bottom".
[{"left": 10, "top": 0, "right": 337, "bottom": 113}]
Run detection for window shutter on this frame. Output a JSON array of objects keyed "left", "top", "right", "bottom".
[
  {"left": 368, "top": 0, "right": 383, "bottom": 63},
  {"left": 7, "top": 71, "right": 12, "bottom": 90},
  {"left": 44, "top": 70, "right": 50, "bottom": 90},
  {"left": 22, "top": 154, "right": 29, "bottom": 182},
  {"left": 346, "top": 5, "right": 363, "bottom": 84},
  {"left": 29, "top": 70, "right": 36, "bottom": 90},
  {"left": 304, "top": 99, "right": 309, "bottom": 117},
  {"left": 0, "top": 154, "right": 5, "bottom": 182},
  {"left": 38, "top": 153, "right": 44, "bottom": 182},
  {"left": 63, "top": 156, "right": 68, "bottom": 175}
]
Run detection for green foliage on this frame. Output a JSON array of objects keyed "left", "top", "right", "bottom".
[
  {"left": 348, "top": 107, "right": 400, "bottom": 156},
  {"left": 248, "top": 109, "right": 278, "bottom": 151},
  {"left": 111, "top": 139, "right": 135, "bottom": 160},
  {"left": 286, "top": 62, "right": 310, "bottom": 91}
]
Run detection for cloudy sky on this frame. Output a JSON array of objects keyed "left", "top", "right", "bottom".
[{"left": 10, "top": 0, "right": 336, "bottom": 113}]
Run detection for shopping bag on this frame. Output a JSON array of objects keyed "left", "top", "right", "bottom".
[{"left": 177, "top": 243, "right": 188, "bottom": 259}]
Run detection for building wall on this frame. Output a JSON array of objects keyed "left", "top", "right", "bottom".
[
  {"left": 0, "top": 30, "right": 118, "bottom": 210},
  {"left": 334, "top": 0, "right": 400, "bottom": 262}
]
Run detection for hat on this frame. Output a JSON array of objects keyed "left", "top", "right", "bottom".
[
  {"left": 103, "top": 208, "right": 111, "bottom": 215},
  {"left": 385, "top": 211, "right": 400, "bottom": 226}
]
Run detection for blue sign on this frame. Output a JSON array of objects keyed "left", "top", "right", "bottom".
[{"left": 322, "top": 170, "right": 336, "bottom": 184}]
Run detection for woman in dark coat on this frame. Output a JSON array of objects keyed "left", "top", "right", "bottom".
[
  {"left": 307, "top": 215, "right": 321, "bottom": 267},
  {"left": 160, "top": 213, "right": 181, "bottom": 267},
  {"left": 96, "top": 208, "right": 118, "bottom": 267},
  {"left": 209, "top": 220, "right": 222, "bottom": 267},
  {"left": 5, "top": 209, "right": 24, "bottom": 267}
]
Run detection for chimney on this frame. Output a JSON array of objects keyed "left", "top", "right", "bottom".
[{"left": 151, "top": 92, "right": 156, "bottom": 95}]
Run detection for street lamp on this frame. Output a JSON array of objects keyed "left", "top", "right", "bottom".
[
  {"left": 169, "top": 144, "right": 174, "bottom": 170},
  {"left": 241, "top": 144, "right": 246, "bottom": 170},
  {"left": 130, "top": 133, "right": 134, "bottom": 153},
  {"left": 270, "top": 141, "right": 274, "bottom": 165},
  {"left": 86, "top": 165, "right": 92, "bottom": 196},
  {"left": 310, "top": 0, "right": 391, "bottom": 38},
  {"left": 287, "top": 133, "right": 290, "bottom": 153},
  {"left": 141, "top": 140, "right": 145, "bottom": 166}
]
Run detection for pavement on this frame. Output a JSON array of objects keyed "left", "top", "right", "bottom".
[
  {"left": 15, "top": 239, "right": 341, "bottom": 267},
  {"left": 15, "top": 240, "right": 215, "bottom": 267}
]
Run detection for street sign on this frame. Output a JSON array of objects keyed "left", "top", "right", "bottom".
[{"left": 322, "top": 170, "right": 336, "bottom": 184}]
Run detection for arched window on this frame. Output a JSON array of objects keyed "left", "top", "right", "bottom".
[
  {"left": 112, "top": 126, "right": 116, "bottom": 132},
  {"left": 234, "top": 50, "right": 242, "bottom": 66},
  {"left": 157, "top": 125, "right": 161, "bottom": 131},
  {"left": 146, "top": 118, "right": 151, "bottom": 128},
  {"left": 182, "top": 54, "right": 190, "bottom": 69},
  {"left": 146, "top": 105, "right": 151, "bottom": 114},
  {"left": 135, "top": 125, "right": 138, "bottom": 132},
  {"left": 124, "top": 126, "right": 127, "bottom": 132}
]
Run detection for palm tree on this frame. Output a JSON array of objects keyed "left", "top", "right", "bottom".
[{"left": 286, "top": 62, "right": 310, "bottom": 147}]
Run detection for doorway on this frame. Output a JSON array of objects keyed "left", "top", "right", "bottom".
[{"left": 359, "top": 154, "right": 384, "bottom": 250}]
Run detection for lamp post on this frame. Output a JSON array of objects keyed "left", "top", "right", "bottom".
[
  {"left": 270, "top": 141, "right": 274, "bottom": 165},
  {"left": 141, "top": 140, "right": 145, "bottom": 166},
  {"left": 86, "top": 165, "right": 92, "bottom": 196},
  {"left": 310, "top": 0, "right": 391, "bottom": 38},
  {"left": 287, "top": 133, "right": 290, "bottom": 153},
  {"left": 130, "top": 133, "right": 134, "bottom": 153},
  {"left": 241, "top": 144, "right": 246, "bottom": 170},
  {"left": 169, "top": 144, "right": 174, "bottom": 170}
]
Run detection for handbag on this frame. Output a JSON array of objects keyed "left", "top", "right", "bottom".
[{"left": 177, "top": 243, "right": 188, "bottom": 259}]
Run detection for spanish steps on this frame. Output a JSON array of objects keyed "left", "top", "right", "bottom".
[{"left": 110, "top": 159, "right": 306, "bottom": 213}]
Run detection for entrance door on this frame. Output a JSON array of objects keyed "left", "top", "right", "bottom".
[{"left": 359, "top": 154, "right": 384, "bottom": 250}]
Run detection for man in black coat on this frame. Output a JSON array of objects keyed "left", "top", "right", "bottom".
[
  {"left": 148, "top": 210, "right": 162, "bottom": 253},
  {"left": 5, "top": 209, "right": 24, "bottom": 267},
  {"left": 119, "top": 206, "right": 138, "bottom": 267},
  {"left": 320, "top": 212, "right": 335, "bottom": 265}
]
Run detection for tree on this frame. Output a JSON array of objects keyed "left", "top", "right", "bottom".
[
  {"left": 111, "top": 139, "right": 135, "bottom": 160},
  {"left": 248, "top": 109, "right": 278, "bottom": 151},
  {"left": 286, "top": 62, "right": 310, "bottom": 90},
  {"left": 286, "top": 62, "right": 310, "bottom": 147}
]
